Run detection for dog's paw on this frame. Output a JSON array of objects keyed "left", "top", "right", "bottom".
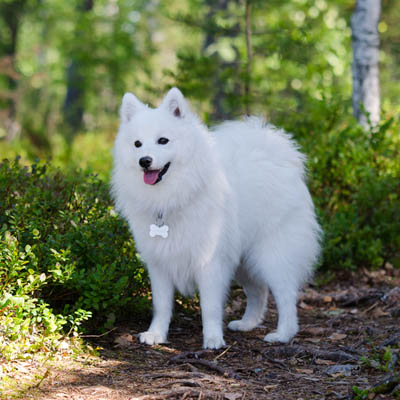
[
  {"left": 139, "top": 331, "right": 166, "bottom": 345},
  {"left": 263, "top": 331, "right": 294, "bottom": 344},
  {"left": 227, "top": 319, "right": 256, "bottom": 332},
  {"left": 203, "top": 335, "right": 226, "bottom": 350}
]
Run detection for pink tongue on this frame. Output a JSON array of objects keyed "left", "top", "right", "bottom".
[{"left": 144, "top": 170, "right": 160, "bottom": 185}]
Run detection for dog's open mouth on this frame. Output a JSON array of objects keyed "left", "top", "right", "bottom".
[{"left": 143, "top": 162, "right": 171, "bottom": 185}]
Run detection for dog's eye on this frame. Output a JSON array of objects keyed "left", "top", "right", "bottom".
[
  {"left": 134, "top": 140, "right": 142, "bottom": 148},
  {"left": 158, "top": 137, "right": 169, "bottom": 145}
]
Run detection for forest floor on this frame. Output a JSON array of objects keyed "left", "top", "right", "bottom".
[{"left": 2, "top": 267, "right": 400, "bottom": 400}]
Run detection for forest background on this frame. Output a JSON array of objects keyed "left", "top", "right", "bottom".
[
  {"left": 0, "top": 0, "right": 399, "bottom": 372},
  {"left": 1, "top": 0, "right": 399, "bottom": 168}
]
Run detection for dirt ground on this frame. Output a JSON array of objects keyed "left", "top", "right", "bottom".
[{"left": 3, "top": 267, "right": 400, "bottom": 400}]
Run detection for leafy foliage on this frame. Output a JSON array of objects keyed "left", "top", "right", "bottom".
[
  {"left": 166, "top": 0, "right": 354, "bottom": 121},
  {"left": 0, "top": 158, "right": 148, "bottom": 359},
  {"left": 295, "top": 113, "right": 400, "bottom": 271}
]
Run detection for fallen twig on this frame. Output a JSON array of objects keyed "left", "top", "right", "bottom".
[
  {"left": 339, "top": 289, "right": 384, "bottom": 307},
  {"left": 360, "top": 301, "right": 380, "bottom": 315},
  {"left": 154, "top": 388, "right": 222, "bottom": 399},
  {"left": 81, "top": 327, "right": 117, "bottom": 338},
  {"left": 263, "top": 356, "right": 289, "bottom": 370},
  {"left": 33, "top": 367, "right": 50, "bottom": 388},
  {"left": 170, "top": 357, "right": 239, "bottom": 379},
  {"left": 214, "top": 341, "right": 237, "bottom": 361},
  {"left": 263, "top": 345, "right": 357, "bottom": 362},
  {"left": 157, "top": 379, "right": 202, "bottom": 388},
  {"left": 143, "top": 372, "right": 205, "bottom": 380},
  {"left": 169, "top": 350, "right": 214, "bottom": 363}
]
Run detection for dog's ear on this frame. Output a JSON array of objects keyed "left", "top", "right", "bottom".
[
  {"left": 120, "top": 92, "right": 145, "bottom": 123},
  {"left": 161, "top": 87, "right": 188, "bottom": 118}
]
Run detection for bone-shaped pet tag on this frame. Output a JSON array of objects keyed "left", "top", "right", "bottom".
[{"left": 149, "top": 223, "right": 169, "bottom": 238}]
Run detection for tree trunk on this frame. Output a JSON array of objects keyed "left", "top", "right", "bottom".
[
  {"left": 244, "top": 0, "right": 252, "bottom": 116},
  {"left": 203, "top": 0, "right": 241, "bottom": 121},
  {"left": 0, "top": 0, "right": 27, "bottom": 140},
  {"left": 351, "top": 0, "right": 381, "bottom": 128},
  {"left": 63, "top": 0, "right": 94, "bottom": 137},
  {"left": 203, "top": 0, "right": 230, "bottom": 121}
]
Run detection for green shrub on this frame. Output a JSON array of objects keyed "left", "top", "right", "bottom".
[
  {"left": 0, "top": 130, "right": 114, "bottom": 182},
  {"left": 0, "top": 158, "right": 148, "bottom": 359},
  {"left": 294, "top": 112, "right": 400, "bottom": 271}
]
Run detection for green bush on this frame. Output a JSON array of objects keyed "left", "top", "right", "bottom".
[
  {"left": 0, "top": 158, "right": 148, "bottom": 359},
  {"left": 294, "top": 112, "right": 400, "bottom": 271},
  {"left": 0, "top": 130, "right": 114, "bottom": 182}
]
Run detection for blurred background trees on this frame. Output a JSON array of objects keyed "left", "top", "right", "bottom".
[
  {"left": 0, "top": 0, "right": 157, "bottom": 148},
  {"left": 0, "top": 0, "right": 398, "bottom": 150}
]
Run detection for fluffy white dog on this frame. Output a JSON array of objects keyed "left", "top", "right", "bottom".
[{"left": 111, "top": 88, "right": 321, "bottom": 349}]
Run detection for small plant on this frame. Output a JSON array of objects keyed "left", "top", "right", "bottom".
[
  {"left": 294, "top": 115, "right": 400, "bottom": 271},
  {"left": 356, "top": 345, "right": 400, "bottom": 399},
  {"left": 352, "top": 386, "right": 370, "bottom": 400},
  {"left": 360, "top": 345, "right": 398, "bottom": 373},
  {"left": 0, "top": 158, "right": 149, "bottom": 361}
]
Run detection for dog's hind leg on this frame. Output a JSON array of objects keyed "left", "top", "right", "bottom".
[
  {"left": 228, "top": 268, "right": 268, "bottom": 332},
  {"left": 252, "top": 243, "right": 301, "bottom": 344},
  {"left": 263, "top": 275, "right": 299, "bottom": 343}
]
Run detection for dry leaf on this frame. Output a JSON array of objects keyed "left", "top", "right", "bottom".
[
  {"left": 315, "top": 358, "right": 335, "bottom": 366},
  {"left": 224, "top": 393, "right": 242, "bottom": 400},
  {"left": 304, "top": 338, "right": 321, "bottom": 343},
  {"left": 302, "top": 327, "right": 325, "bottom": 336},
  {"left": 114, "top": 333, "right": 134, "bottom": 347},
  {"left": 323, "top": 295, "right": 333, "bottom": 303},
  {"left": 301, "top": 288, "right": 320, "bottom": 302},
  {"left": 328, "top": 332, "right": 347, "bottom": 341},
  {"left": 372, "top": 307, "right": 389, "bottom": 318},
  {"left": 325, "top": 364, "right": 356, "bottom": 376},
  {"left": 299, "top": 301, "right": 313, "bottom": 310},
  {"left": 296, "top": 368, "right": 314, "bottom": 374},
  {"left": 263, "top": 385, "right": 278, "bottom": 391}
]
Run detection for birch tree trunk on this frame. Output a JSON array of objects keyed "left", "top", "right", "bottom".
[{"left": 351, "top": 0, "right": 381, "bottom": 128}]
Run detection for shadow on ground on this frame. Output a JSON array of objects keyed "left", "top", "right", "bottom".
[{"left": 17, "top": 268, "right": 400, "bottom": 400}]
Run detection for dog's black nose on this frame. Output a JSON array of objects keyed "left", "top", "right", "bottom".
[{"left": 139, "top": 156, "right": 153, "bottom": 169}]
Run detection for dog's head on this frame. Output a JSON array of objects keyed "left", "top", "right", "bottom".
[{"left": 115, "top": 87, "right": 206, "bottom": 188}]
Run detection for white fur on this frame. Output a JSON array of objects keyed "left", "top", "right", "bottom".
[{"left": 111, "top": 88, "right": 321, "bottom": 349}]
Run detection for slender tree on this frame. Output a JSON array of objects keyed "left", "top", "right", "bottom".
[
  {"left": 63, "top": 0, "right": 94, "bottom": 137},
  {"left": 202, "top": 0, "right": 237, "bottom": 120},
  {"left": 0, "top": 0, "right": 28, "bottom": 140},
  {"left": 351, "top": 0, "right": 381, "bottom": 128},
  {"left": 244, "top": 0, "right": 252, "bottom": 115}
]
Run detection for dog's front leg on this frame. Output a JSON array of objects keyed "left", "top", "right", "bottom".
[
  {"left": 197, "top": 267, "right": 228, "bottom": 350},
  {"left": 139, "top": 266, "right": 174, "bottom": 345}
]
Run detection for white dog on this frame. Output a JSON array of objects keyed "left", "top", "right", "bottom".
[{"left": 111, "top": 88, "right": 321, "bottom": 349}]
